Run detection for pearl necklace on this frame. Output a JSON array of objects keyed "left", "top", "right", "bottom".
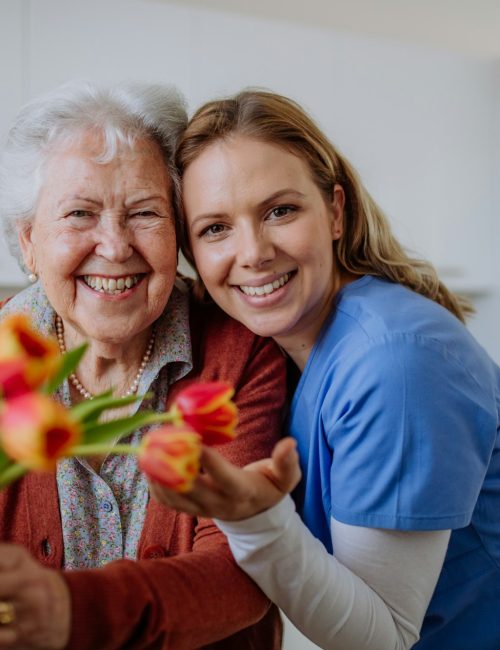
[{"left": 55, "top": 315, "right": 155, "bottom": 400}]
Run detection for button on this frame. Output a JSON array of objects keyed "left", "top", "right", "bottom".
[
  {"left": 41, "top": 539, "right": 52, "bottom": 557},
  {"left": 142, "top": 545, "right": 168, "bottom": 559},
  {"left": 101, "top": 500, "right": 114, "bottom": 513}
]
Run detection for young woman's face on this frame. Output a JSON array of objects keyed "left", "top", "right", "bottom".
[{"left": 182, "top": 136, "right": 344, "bottom": 357}]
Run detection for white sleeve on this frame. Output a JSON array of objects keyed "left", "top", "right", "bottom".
[{"left": 215, "top": 496, "right": 450, "bottom": 650}]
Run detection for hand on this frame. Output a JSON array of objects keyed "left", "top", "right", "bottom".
[
  {"left": 149, "top": 437, "right": 301, "bottom": 521},
  {"left": 0, "top": 544, "right": 71, "bottom": 650}
]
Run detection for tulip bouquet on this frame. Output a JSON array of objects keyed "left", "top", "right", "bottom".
[{"left": 0, "top": 314, "right": 238, "bottom": 492}]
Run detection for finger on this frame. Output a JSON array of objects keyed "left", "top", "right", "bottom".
[
  {"left": 199, "top": 447, "right": 245, "bottom": 496},
  {"left": 270, "top": 437, "right": 302, "bottom": 492},
  {"left": 0, "top": 627, "right": 17, "bottom": 645},
  {"left": 149, "top": 475, "right": 230, "bottom": 517},
  {"left": 0, "top": 544, "right": 28, "bottom": 571},
  {"left": 149, "top": 482, "right": 203, "bottom": 516}
]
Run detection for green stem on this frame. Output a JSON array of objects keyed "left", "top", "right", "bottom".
[
  {"left": 0, "top": 463, "right": 28, "bottom": 488},
  {"left": 69, "top": 443, "right": 139, "bottom": 457}
]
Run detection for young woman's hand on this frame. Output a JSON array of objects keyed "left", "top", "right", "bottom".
[
  {"left": 149, "top": 437, "right": 301, "bottom": 521},
  {"left": 0, "top": 544, "right": 71, "bottom": 650}
]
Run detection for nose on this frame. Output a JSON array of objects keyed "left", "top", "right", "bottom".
[
  {"left": 94, "top": 217, "right": 133, "bottom": 262},
  {"left": 237, "top": 223, "right": 275, "bottom": 269}
]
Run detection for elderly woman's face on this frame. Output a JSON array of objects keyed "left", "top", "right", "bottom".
[{"left": 19, "top": 130, "right": 177, "bottom": 344}]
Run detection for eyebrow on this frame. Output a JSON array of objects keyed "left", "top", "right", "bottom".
[
  {"left": 58, "top": 195, "right": 101, "bottom": 206},
  {"left": 125, "top": 194, "right": 169, "bottom": 208},
  {"left": 189, "top": 188, "right": 306, "bottom": 226},
  {"left": 58, "top": 194, "right": 169, "bottom": 208},
  {"left": 258, "top": 189, "right": 306, "bottom": 209}
]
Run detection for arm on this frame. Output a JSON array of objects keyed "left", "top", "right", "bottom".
[
  {"left": 0, "top": 333, "right": 287, "bottom": 649},
  {"left": 217, "top": 497, "right": 450, "bottom": 650},
  {"left": 150, "top": 444, "right": 450, "bottom": 650},
  {"left": 64, "top": 334, "right": 287, "bottom": 649}
]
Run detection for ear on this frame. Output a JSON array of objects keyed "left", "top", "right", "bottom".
[
  {"left": 330, "top": 184, "right": 345, "bottom": 241},
  {"left": 17, "top": 221, "right": 37, "bottom": 274}
]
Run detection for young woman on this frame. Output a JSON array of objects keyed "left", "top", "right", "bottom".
[{"left": 151, "top": 90, "right": 500, "bottom": 650}]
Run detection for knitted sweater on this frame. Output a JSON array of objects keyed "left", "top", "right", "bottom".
[{"left": 0, "top": 295, "right": 286, "bottom": 649}]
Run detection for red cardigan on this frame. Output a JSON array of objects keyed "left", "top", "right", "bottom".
[{"left": 0, "top": 299, "right": 286, "bottom": 649}]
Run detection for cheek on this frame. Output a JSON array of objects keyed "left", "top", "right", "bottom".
[{"left": 192, "top": 244, "right": 228, "bottom": 288}]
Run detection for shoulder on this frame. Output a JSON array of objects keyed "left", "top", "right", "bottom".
[
  {"left": 333, "top": 276, "right": 461, "bottom": 342},
  {"left": 303, "top": 278, "right": 498, "bottom": 420},
  {"left": 320, "top": 276, "right": 492, "bottom": 379},
  {"left": 0, "top": 283, "right": 53, "bottom": 332},
  {"left": 188, "top": 296, "right": 284, "bottom": 385}
]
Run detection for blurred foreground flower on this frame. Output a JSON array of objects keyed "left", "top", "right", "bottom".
[
  {"left": 0, "top": 393, "right": 81, "bottom": 471},
  {"left": 0, "top": 313, "right": 239, "bottom": 493},
  {"left": 0, "top": 314, "right": 60, "bottom": 398},
  {"left": 172, "top": 382, "right": 238, "bottom": 445},
  {"left": 138, "top": 426, "right": 201, "bottom": 493}
]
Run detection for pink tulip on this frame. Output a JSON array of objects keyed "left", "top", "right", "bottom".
[
  {"left": 0, "top": 315, "right": 60, "bottom": 398},
  {"left": 172, "top": 382, "right": 238, "bottom": 446},
  {"left": 0, "top": 393, "right": 81, "bottom": 470},
  {"left": 139, "top": 426, "right": 201, "bottom": 493}
]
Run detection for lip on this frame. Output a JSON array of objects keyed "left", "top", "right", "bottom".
[
  {"left": 233, "top": 271, "right": 296, "bottom": 306},
  {"left": 76, "top": 273, "right": 147, "bottom": 300},
  {"left": 231, "top": 271, "right": 295, "bottom": 289}
]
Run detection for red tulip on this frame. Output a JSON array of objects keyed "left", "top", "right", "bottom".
[
  {"left": 0, "top": 393, "right": 81, "bottom": 470},
  {"left": 138, "top": 426, "right": 201, "bottom": 493},
  {"left": 171, "top": 382, "right": 238, "bottom": 446},
  {"left": 0, "top": 315, "right": 60, "bottom": 398}
]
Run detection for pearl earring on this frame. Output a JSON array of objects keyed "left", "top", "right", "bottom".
[{"left": 27, "top": 272, "right": 38, "bottom": 283}]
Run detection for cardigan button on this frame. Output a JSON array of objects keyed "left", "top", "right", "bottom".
[
  {"left": 143, "top": 545, "right": 169, "bottom": 559},
  {"left": 39, "top": 538, "right": 52, "bottom": 562}
]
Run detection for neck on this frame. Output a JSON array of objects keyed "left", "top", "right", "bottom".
[
  {"left": 275, "top": 271, "right": 358, "bottom": 371},
  {"left": 56, "top": 316, "right": 155, "bottom": 399}
]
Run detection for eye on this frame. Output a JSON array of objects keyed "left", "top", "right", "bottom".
[
  {"left": 131, "top": 210, "right": 158, "bottom": 218},
  {"left": 68, "top": 210, "right": 93, "bottom": 218},
  {"left": 268, "top": 205, "right": 296, "bottom": 220},
  {"left": 199, "top": 223, "right": 228, "bottom": 239}
]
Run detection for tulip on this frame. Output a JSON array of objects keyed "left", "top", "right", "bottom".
[
  {"left": 138, "top": 426, "right": 201, "bottom": 493},
  {"left": 171, "top": 382, "right": 238, "bottom": 446},
  {"left": 0, "top": 393, "right": 81, "bottom": 470},
  {"left": 0, "top": 315, "right": 60, "bottom": 398}
]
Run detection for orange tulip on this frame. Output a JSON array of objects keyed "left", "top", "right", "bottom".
[
  {"left": 172, "top": 382, "right": 238, "bottom": 446},
  {"left": 138, "top": 426, "right": 201, "bottom": 493},
  {"left": 0, "top": 393, "right": 81, "bottom": 470},
  {"left": 0, "top": 314, "right": 60, "bottom": 398}
]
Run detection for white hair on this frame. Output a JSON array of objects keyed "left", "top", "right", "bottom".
[{"left": 0, "top": 80, "right": 188, "bottom": 267}]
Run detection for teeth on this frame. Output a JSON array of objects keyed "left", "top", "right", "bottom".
[
  {"left": 240, "top": 273, "right": 291, "bottom": 297},
  {"left": 83, "top": 275, "right": 140, "bottom": 294}
]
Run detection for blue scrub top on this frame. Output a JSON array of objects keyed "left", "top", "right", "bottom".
[{"left": 289, "top": 276, "right": 500, "bottom": 649}]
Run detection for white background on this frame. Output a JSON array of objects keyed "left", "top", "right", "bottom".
[{"left": 0, "top": 2, "right": 499, "bottom": 645}]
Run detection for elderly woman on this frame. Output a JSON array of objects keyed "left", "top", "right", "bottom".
[{"left": 0, "top": 82, "right": 286, "bottom": 649}]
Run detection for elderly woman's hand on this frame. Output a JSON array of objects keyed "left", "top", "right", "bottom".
[
  {"left": 0, "top": 544, "right": 70, "bottom": 650},
  {"left": 149, "top": 437, "right": 301, "bottom": 521}
]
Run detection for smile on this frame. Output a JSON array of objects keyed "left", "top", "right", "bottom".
[
  {"left": 82, "top": 274, "right": 142, "bottom": 295},
  {"left": 239, "top": 273, "right": 291, "bottom": 297}
]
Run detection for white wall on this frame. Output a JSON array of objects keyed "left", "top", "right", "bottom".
[
  {"left": 1, "top": 1, "right": 498, "bottom": 360},
  {"left": 465, "top": 59, "right": 500, "bottom": 363}
]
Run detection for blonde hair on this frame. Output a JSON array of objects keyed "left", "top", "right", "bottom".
[{"left": 176, "top": 89, "right": 472, "bottom": 322}]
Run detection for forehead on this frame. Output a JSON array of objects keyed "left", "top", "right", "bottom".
[
  {"left": 183, "top": 136, "right": 314, "bottom": 201},
  {"left": 41, "top": 130, "right": 171, "bottom": 189}
]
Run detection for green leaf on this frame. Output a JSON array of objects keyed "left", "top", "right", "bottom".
[
  {"left": 70, "top": 391, "right": 153, "bottom": 425},
  {"left": 42, "top": 344, "right": 88, "bottom": 395},
  {"left": 0, "top": 462, "right": 28, "bottom": 489},
  {"left": 81, "top": 411, "right": 172, "bottom": 445},
  {"left": 0, "top": 448, "right": 12, "bottom": 474}
]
